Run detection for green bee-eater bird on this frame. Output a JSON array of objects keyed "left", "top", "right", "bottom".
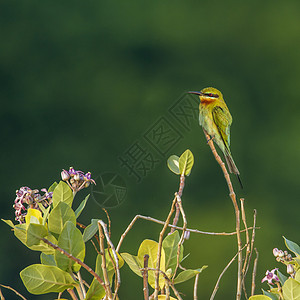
[{"left": 188, "top": 87, "right": 242, "bottom": 187}]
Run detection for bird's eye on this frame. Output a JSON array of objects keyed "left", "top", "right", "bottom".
[{"left": 205, "top": 93, "right": 219, "bottom": 98}]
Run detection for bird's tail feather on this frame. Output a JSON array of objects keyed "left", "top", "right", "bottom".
[{"left": 224, "top": 149, "right": 243, "bottom": 189}]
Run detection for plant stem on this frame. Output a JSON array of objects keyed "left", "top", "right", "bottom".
[
  {"left": 41, "top": 238, "right": 106, "bottom": 289},
  {"left": 143, "top": 255, "right": 149, "bottom": 300},
  {"left": 203, "top": 129, "right": 242, "bottom": 300},
  {"left": 154, "top": 196, "right": 177, "bottom": 299},
  {"left": 98, "top": 223, "right": 113, "bottom": 300},
  {"left": 170, "top": 174, "right": 185, "bottom": 233},
  {"left": 193, "top": 273, "right": 199, "bottom": 300}
]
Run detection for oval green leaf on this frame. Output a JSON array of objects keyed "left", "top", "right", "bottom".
[
  {"left": 1, "top": 219, "right": 14, "bottom": 228},
  {"left": 262, "top": 289, "right": 280, "bottom": 300},
  {"left": 174, "top": 266, "right": 207, "bottom": 284},
  {"left": 179, "top": 149, "right": 194, "bottom": 176},
  {"left": 27, "top": 223, "right": 48, "bottom": 247},
  {"left": 83, "top": 219, "right": 100, "bottom": 243},
  {"left": 20, "top": 264, "right": 77, "bottom": 294},
  {"left": 248, "top": 296, "right": 272, "bottom": 300},
  {"left": 283, "top": 278, "right": 300, "bottom": 300},
  {"left": 283, "top": 236, "right": 300, "bottom": 256},
  {"left": 55, "top": 221, "right": 85, "bottom": 272},
  {"left": 162, "top": 230, "right": 183, "bottom": 273},
  {"left": 137, "top": 239, "right": 165, "bottom": 289},
  {"left": 40, "top": 253, "right": 56, "bottom": 266},
  {"left": 52, "top": 181, "right": 73, "bottom": 208},
  {"left": 48, "top": 181, "right": 58, "bottom": 193},
  {"left": 167, "top": 155, "right": 180, "bottom": 175},
  {"left": 14, "top": 224, "right": 57, "bottom": 255},
  {"left": 86, "top": 250, "right": 124, "bottom": 300},
  {"left": 48, "top": 202, "right": 76, "bottom": 235},
  {"left": 75, "top": 195, "right": 89, "bottom": 218},
  {"left": 277, "top": 269, "right": 288, "bottom": 285}
]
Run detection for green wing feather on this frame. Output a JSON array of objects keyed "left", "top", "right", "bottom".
[{"left": 212, "top": 106, "right": 232, "bottom": 150}]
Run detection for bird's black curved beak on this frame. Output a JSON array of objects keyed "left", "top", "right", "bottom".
[{"left": 188, "top": 91, "right": 204, "bottom": 96}]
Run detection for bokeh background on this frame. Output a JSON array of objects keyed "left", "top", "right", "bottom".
[{"left": 1, "top": 0, "right": 300, "bottom": 299}]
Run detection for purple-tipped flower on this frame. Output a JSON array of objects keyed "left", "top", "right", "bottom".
[
  {"left": 63, "top": 167, "right": 96, "bottom": 193},
  {"left": 273, "top": 248, "right": 279, "bottom": 257},
  {"left": 85, "top": 172, "right": 96, "bottom": 185},
  {"left": 184, "top": 230, "right": 190, "bottom": 240},
  {"left": 261, "top": 268, "right": 279, "bottom": 285},
  {"left": 13, "top": 187, "right": 52, "bottom": 223},
  {"left": 61, "top": 169, "right": 70, "bottom": 181},
  {"left": 69, "top": 167, "right": 76, "bottom": 176},
  {"left": 287, "top": 264, "right": 294, "bottom": 275}
]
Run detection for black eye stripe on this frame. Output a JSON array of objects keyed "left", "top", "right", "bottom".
[{"left": 204, "top": 93, "right": 219, "bottom": 98}]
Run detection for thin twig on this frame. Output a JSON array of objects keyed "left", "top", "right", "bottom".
[
  {"left": 194, "top": 273, "right": 200, "bottom": 300},
  {"left": 98, "top": 220, "right": 121, "bottom": 300},
  {"left": 204, "top": 129, "right": 242, "bottom": 300},
  {"left": 242, "top": 208, "right": 258, "bottom": 297},
  {"left": 171, "top": 174, "right": 185, "bottom": 233},
  {"left": 143, "top": 255, "right": 149, "bottom": 300},
  {"left": 251, "top": 248, "right": 259, "bottom": 296},
  {"left": 116, "top": 214, "right": 257, "bottom": 252},
  {"left": 67, "top": 288, "right": 78, "bottom": 300},
  {"left": 154, "top": 196, "right": 177, "bottom": 299},
  {"left": 75, "top": 284, "right": 84, "bottom": 300},
  {"left": 77, "top": 271, "right": 86, "bottom": 299},
  {"left": 0, "top": 284, "right": 26, "bottom": 300},
  {"left": 144, "top": 268, "right": 183, "bottom": 300},
  {"left": 165, "top": 280, "right": 170, "bottom": 300},
  {"left": 240, "top": 198, "right": 250, "bottom": 299},
  {"left": 173, "top": 193, "right": 187, "bottom": 279},
  {"left": 210, "top": 245, "right": 247, "bottom": 300},
  {"left": 102, "top": 208, "right": 112, "bottom": 238},
  {"left": 41, "top": 238, "right": 106, "bottom": 289},
  {"left": 91, "top": 239, "right": 101, "bottom": 254},
  {"left": 0, "top": 288, "right": 4, "bottom": 300},
  {"left": 98, "top": 223, "right": 113, "bottom": 300}
]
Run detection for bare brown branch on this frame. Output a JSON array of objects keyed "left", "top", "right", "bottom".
[
  {"left": 143, "top": 255, "right": 149, "bottom": 300},
  {"left": 203, "top": 129, "right": 242, "bottom": 300}
]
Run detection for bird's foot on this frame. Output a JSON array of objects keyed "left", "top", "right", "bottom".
[{"left": 207, "top": 136, "right": 214, "bottom": 143}]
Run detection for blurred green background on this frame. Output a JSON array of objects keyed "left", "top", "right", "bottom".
[{"left": 1, "top": 0, "right": 300, "bottom": 299}]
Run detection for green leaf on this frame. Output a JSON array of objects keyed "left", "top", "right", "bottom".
[
  {"left": 48, "top": 181, "right": 58, "bottom": 193},
  {"left": 162, "top": 230, "right": 183, "bottom": 273},
  {"left": 122, "top": 239, "right": 165, "bottom": 289},
  {"left": 48, "top": 202, "right": 76, "bottom": 235},
  {"left": 86, "top": 249, "right": 124, "bottom": 300},
  {"left": 248, "top": 296, "right": 272, "bottom": 300},
  {"left": 55, "top": 221, "right": 85, "bottom": 272},
  {"left": 52, "top": 181, "right": 73, "bottom": 208},
  {"left": 167, "top": 155, "right": 180, "bottom": 175},
  {"left": 283, "top": 236, "right": 300, "bottom": 256},
  {"left": 75, "top": 195, "right": 89, "bottom": 218},
  {"left": 277, "top": 269, "right": 288, "bottom": 285},
  {"left": 138, "top": 239, "right": 166, "bottom": 289},
  {"left": 174, "top": 266, "right": 207, "bottom": 284},
  {"left": 295, "top": 270, "right": 300, "bottom": 283},
  {"left": 40, "top": 253, "right": 56, "bottom": 266},
  {"left": 283, "top": 278, "right": 300, "bottom": 300},
  {"left": 83, "top": 219, "right": 100, "bottom": 243},
  {"left": 26, "top": 223, "right": 48, "bottom": 246},
  {"left": 121, "top": 253, "right": 142, "bottom": 276},
  {"left": 20, "top": 264, "right": 77, "bottom": 294},
  {"left": 179, "top": 149, "right": 194, "bottom": 176},
  {"left": 14, "top": 224, "right": 57, "bottom": 255},
  {"left": 262, "top": 289, "right": 280, "bottom": 300},
  {"left": 1, "top": 219, "right": 14, "bottom": 228}
]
